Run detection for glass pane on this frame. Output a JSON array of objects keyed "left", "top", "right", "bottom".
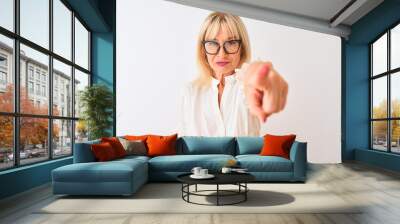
[
  {"left": 74, "top": 18, "right": 89, "bottom": 69},
  {"left": 53, "top": 59, "right": 72, "bottom": 117},
  {"left": 0, "top": 0, "right": 13, "bottom": 31},
  {"left": 391, "top": 72, "right": 400, "bottom": 117},
  {"left": 75, "top": 120, "right": 88, "bottom": 143},
  {"left": 392, "top": 24, "right": 400, "bottom": 70},
  {"left": 372, "top": 33, "right": 387, "bottom": 76},
  {"left": 0, "top": 116, "right": 13, "bottom": 170},
  {"left": 372, "top": 77, "right": 387, "bottom": 119},
  {"left": 74, "top": 69, "right": 89, "bottom": 118},
  {"left": 20, "top": 44, "right": 49, "bottom": 115},
  {"left": 53, "top": 0, "right": 72, "bottom": 60},
  {"left": 372, "top": 121, "right": 388, "bottom": 151},
  {"left": 20, "top": 117, "right": 49, "bottom": 165},
  {"left": 0, "top": 34, "right": 14, "bottom": 112},
  {"left": 20, "top": 0, "right": 49, "bottom": 49},
  {"left": 53, "top": 119, "right": 72, "bottom": 157},
  {"left": 391, "top": 120, "right": 400, "bottom": 153}
]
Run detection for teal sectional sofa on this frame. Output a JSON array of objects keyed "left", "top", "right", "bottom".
[{"left": 52, "top": 136, "right": 307, "bottom": 196}]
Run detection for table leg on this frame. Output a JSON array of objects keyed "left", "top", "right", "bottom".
[
  {"left": 187, "top": 184, "right": 190, "bottom": 202},
  {"left": 245, "top": 183, "right": 247, "bottom": 201},
  {"left": 195, "top": 184, "right": 197, "bottom": 192},
  {"left": 217, "top": 184, "right": 219, "bottom": 206}
]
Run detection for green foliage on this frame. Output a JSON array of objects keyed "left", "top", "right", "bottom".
[{"left": 79, "top": 84, "right": 113, "bottom": 140}]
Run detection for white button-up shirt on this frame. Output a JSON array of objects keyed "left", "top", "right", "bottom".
[{"left": 178, "top": 72, "right": 261, "bottom": 137}]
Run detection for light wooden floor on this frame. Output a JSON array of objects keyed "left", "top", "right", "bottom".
[{"left": 1, "top": 162, "right": 400, "bottom": 224}]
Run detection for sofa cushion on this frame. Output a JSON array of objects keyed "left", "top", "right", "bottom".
[
  {"left": 177, "top": 136, "right": 236, "bottom": 155},
  {"left": 148, "top": 154, "right": 235, "bottom": 172},
  {"left": 236, "top": 137, "right": 263, "bottom": 155},
  {"left": 52, "top": 158, "right": 147, "bottom": 183},
  {"left": 114, "top": 155, "right": 150, "bottom": 164},
  {"left": 236, "top": 155, "right": 293, "bottom": 172}
]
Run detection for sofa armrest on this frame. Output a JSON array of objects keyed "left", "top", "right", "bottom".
[
  {"left": 73, "top": 140, "right": 100, "bottom": 163},
  {"left": 289, "top": 141, "right": 307, "bottom": 181}
]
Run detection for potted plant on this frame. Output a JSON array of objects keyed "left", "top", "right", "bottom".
[{"left": 79, "top": 84, "right": 113, "bottom": 140}]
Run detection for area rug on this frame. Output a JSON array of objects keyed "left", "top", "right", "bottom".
[{"left": 37, "top": 183, "right": 362, "bottom": 214}]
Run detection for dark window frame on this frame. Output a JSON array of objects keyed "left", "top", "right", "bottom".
[
  {"left": 370, "top": 20, "right": 400, "bottom": 154},
  {"left": 0, "top": 0, "right": 91, "bottom": 171}
]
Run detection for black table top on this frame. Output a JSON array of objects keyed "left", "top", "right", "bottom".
[{"left": 177, "top": 172, "right": 255, "bottom": 185}]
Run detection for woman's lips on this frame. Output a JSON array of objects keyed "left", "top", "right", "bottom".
[{"left": 216, "top": 62, "right": 229, "bottom": 67}]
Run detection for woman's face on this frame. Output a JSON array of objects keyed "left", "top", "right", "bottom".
[{"left": 205, "top": 26, "right": 241, "bottom": 78}]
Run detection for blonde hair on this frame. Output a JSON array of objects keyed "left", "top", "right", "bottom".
[{"left": 193, "top": 12, "right": 251, "bottom": 88}]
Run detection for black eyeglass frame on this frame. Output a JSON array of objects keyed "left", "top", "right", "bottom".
[{"left": 202, "top": 39, "right": 242, "bottom": 55}]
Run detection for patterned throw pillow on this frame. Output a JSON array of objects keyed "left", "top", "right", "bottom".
[{"left": 118, "top": 137, "right": 147, "bottom": 156}]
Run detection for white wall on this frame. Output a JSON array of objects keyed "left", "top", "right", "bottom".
[{"left": 116, "top": 0, "right": 342, "bottom": 163}]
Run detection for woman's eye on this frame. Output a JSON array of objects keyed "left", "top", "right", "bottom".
[{"left": 226, "top": 40, "right": 238, "bottom": 46}]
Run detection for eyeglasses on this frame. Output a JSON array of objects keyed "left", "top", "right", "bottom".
[{"left": 203, "top": 39, "right": 241, "bottom": 55}]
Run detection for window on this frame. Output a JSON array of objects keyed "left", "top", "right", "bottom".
[
  {"left": 0, "top": 55, "right": 7, "bottom": 67},
  {"left": 0, "top": 0, "right": 91, "bottom": 170},
  {"left": 0, "top": 116, "right": 13, "bottom": 170},
  {"left": 28, "top": 81, "right": 34, "bottom": 94},
  {"left": 0, "top": 0, "right": 13, "bottom": 32},
  {"left": 35, "top": 70, "right": 40, "bottom": 81},
  {"left": 0, "top": 71, "right": 6, "bottom": 85},
  {"left": 53, "top": 59, "right": 71, "bottom": 117},
  {"left": 53, "top": 119, "right": 72, "bottom": 158},
  {"left": 75, "top": 18, "right": 89, "bottom": 70},
  {"left": 42, "top": 85, "right": 46, "bottom": 97},
  {"left": 28, "top": 67, "right": 34, "bottom": 80},
  {"left": 0, "top": 34, "right": 13, "bottom": 113},
  {"left": 74, "top": 69, "right": 89, "bottom": 118},
  {"left": 371, "top": 23, "right": 400, "bottom": 154},
  {"left": 20, "top": 0, "right": 49, "bottom": 49},
  {"left": 53, "top": 0, "right": 72, "bottom": 60}
]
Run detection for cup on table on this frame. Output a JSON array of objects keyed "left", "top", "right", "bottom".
[
  {"left": 221, "top": 167, "right": 232, "bottom": 174},
  {"left": 199, "top": 168, "right": 208, "bottom": 176},
  {"left": 191, "top": 167, "right": 202, "bottom": 176}
]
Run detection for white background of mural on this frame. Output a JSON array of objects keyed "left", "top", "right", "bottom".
[{"left": 116, "top": 0, "right": 341, "bottom": 163}]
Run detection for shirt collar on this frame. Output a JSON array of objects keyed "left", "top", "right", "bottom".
[{"left": 211, "top": 73, "right": 237, "bottom": 88}]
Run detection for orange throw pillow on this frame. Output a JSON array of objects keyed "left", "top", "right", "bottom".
[
  {"left": 259, "top": 134, "right": 296, "bottom": 159},
  {"left": 124, "top": 135, "right": 150, "bottom": 141},
  {"left": 101, "top": 137, "right": 127, "bottom": 158},
  {"left": 91, "top": 142, "right": 117, "bottom": 161},
  {"left": 146, "top": 134, "right": 178, "bottom": 157}
]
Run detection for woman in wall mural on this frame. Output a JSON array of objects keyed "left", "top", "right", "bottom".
[{"left": 178, "top": 12, "right": 288, "bottom": 137}]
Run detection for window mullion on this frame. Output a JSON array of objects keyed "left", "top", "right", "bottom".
[
  {"left": 48, "top": 0, "right": 54, "bottom": 160},
  {"left": 13, "top": 0, "right": 20, "bottom": 167},
  {"left": 370, "top": 45, "right": 373, "bottom": 149},
  {"left": 71, "top": 10, "right": 76, "bottom": 155}
]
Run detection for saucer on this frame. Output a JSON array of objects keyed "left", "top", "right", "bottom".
[{"left": 190, "top": 174, "right": 215, "bottom": 179}]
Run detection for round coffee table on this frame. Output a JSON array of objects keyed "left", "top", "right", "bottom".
[{"left": 177, "top": 172, "right": 255, "bottom": 206}]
